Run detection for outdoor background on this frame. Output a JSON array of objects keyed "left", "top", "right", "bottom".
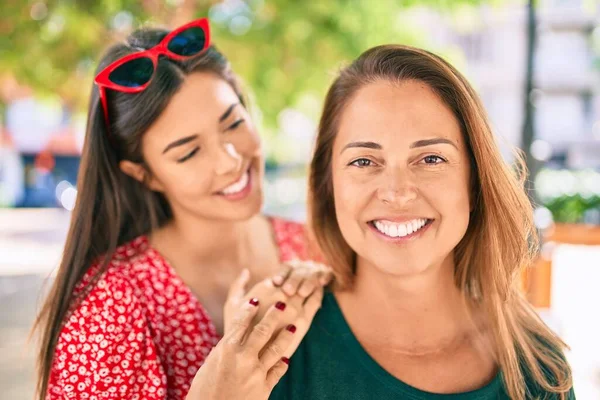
[{"left": 1, "top": 0, "right": 600, "bottom": 399}]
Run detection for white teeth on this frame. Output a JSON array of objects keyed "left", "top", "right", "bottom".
[
  {"left": 220, "top": 171, "right": 249, "bottom": 195},
  {"left": 372, "top": 218, "right": 428, "bottom": 238},
  {"left": 398, "top": 224, "right": 407, "bottom": 237}
]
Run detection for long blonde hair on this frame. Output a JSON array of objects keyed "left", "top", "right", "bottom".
[{"left": 309, "top": 44, "right": 572, "bottom": 399}]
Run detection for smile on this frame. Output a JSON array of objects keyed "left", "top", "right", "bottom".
[
  {"left": 369, "top": 218, "right": 433, "bottom": 239},
  {"left": 216, "top": 167, "right": 252, "bottom": 200}
]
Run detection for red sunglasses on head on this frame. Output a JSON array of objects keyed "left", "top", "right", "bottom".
[{"left": 94, "top": 17, "right": 211, "bottom": 130}]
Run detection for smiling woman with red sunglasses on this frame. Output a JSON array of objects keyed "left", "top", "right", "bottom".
[{"left": 32, "top": 18, "right": 329, "bottom": 400}]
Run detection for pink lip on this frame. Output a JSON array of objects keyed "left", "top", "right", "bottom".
[
  {"left": 215, "top": 169, "right": 252, "bottom": 201},
  {"left": 367, "top": 219, "right": 433, "bottom": 243}
]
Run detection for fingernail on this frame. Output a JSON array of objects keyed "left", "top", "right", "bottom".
[
  {"left": 281, "top": 357, "right": 290, "bottom": 365},
  {"left": 284, "top": 284, "right": 294, "bottom": 293},
  {"left": 249, "top": 298, "right": 259, "bottom": 307},
  {"left": 286, "top": 324, "right": 296, "bottom": 333},
  {"left": 275, "top": 301, "right": 286, "bottom": 311},
  {"left": 272, "top": 276, "right": 283, "bottom": 285}
]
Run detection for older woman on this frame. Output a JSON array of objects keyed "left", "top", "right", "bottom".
[{"left": 270, "top": 45, "right": 575, "bottom": 400}]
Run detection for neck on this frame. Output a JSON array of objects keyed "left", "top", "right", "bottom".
[
  {"left": 152, "top": 209, "right": 260, "bottom": 269},
  {"left": 336, "top": 255, "right": 480, "bottom": 353}
]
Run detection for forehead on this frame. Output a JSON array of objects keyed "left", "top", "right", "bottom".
[
  {"left": 143, "top": 72, "right": 240, "bottom": 147},
  {"left": 335, "top": 80, "right": 463, "bottom": 146}
]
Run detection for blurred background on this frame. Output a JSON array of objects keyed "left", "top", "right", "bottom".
[{"left": 1, "top": 0, "right": 600, "bottom": 398}]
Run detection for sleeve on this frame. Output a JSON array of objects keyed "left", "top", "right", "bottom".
[{"left": 46, "top": 275, "right": 167, "bottom": 399}]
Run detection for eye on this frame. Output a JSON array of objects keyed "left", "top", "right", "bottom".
[
  {"left": 349, "top": 158, "right": 374, "bottom": 168},
  {"left": 422, "top": 155, "right": 446, "bottom": 165},
  {"left": 227, "top": 119, "right": 245, "bottom": 131},
  {"left": 177, "top": 147, "right": 199, "bottom": 163}
]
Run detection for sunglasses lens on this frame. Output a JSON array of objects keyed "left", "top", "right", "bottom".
[
  {"left": 108, "top": 57, "right": 154, "bottom": 87},
  {"left": 167, "top": 27, "right": 206, "bottom": 56}
]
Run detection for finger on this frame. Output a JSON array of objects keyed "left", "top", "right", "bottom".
[
  {"left": 278, "top": 292, "right": 321, "bottom": 358},
  {"left": 259, "top": 323, "right": 297, "bottom": 368},
  {"left": 226, "top": 269, "right": 250, "bottom": 306},
  {"left": 297, "top": 278, "right": 317, "bottom": 297},
  {"left": 271, "top": 264, "right": 292, "bottom": 287},
  {"left": 281, "top": 269, "right": 305, "bottom": 296},
  {"left": 244, "top": 301, "right": 289, "bottom": 352},
  {"left": 266, "top": 357, "right": 290, "bottom": 390},
  {"left": 319, "top": 269, "right": 333, "bottom": 286},
  {"left": 224, "top": 297, "right": 260, "bottom": 343},
  {"left": 302, "top": 287, "right": 324, "bottom": 317}
]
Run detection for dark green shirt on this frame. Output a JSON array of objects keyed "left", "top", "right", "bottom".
[{"left": 271, "top": 292, "right": 574, "bottom": 400}]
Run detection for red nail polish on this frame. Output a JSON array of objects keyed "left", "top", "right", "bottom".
[
  {"left": 281, "top": 357, "right": 290, "bottom": 365},
  {"left": 275, "top": 301, "right": 286, "bottom": 311},
  {"left": 249, "top": 298, "right": 259, "bottom": 306},
  {"left": 286, "top": 324, "right": 296, "bottom": 333}
]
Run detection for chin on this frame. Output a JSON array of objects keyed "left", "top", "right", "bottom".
[
  {"left": 377, "top": 261, "right": 430, "bottom": 277},
  {"left": 229, "top": 192, "right": 264, "bottom": 221},
  {"left": 359, "top": 251, "right": 433, "bottom": 278},
  {"left": 242, "top": 196, "right": 263, "bottom": 219}
]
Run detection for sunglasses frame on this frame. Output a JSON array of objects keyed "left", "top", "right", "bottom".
[{"left": 94, "top": 18, "right": 211, "bottom": 130}]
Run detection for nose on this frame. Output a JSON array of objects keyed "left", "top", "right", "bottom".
[
  {"left": 376, "top": 168, "right": 418, "bottom": 206},
  {"left": 214, "top": 141, "right": 242, "bottom": 175}
]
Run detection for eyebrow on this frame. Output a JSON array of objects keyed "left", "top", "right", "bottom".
[
  {"left": 219, "top": 103, "right": 238, "bottom": 122},
  {"left": 340, "top": 137, "right": 459, "bottom": 154},
  {"left": 410, "top": 138, "right": 458, "bottom": 149},
  {"left": 341, "top": 141, "right": 382, "bottom": 153},
  {"left": 162, "top": 135, "right": 198, "bottom": 154}
]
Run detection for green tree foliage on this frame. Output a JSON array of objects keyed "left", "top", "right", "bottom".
[{"left": 1, "top": 0, "right": 483, "bottom": 136}]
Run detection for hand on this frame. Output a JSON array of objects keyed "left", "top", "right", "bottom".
[
  {"left": 223, "top": 261, "right": 331, "bottom": 336},
  {"left": 223, "top": 269, "right": 325, "bottom": 357},
  {"left": 186, "top": 279, "right": 323, "bottom": 400},
  {"left": 272, "top": 260, "right": 333, "bottom": 297}
]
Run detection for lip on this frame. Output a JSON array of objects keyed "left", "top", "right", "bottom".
[
  {"left": 367, "top": 219, "right": 434, "bottom": 243},
  {"left": 214, "top": 164, "right": 251, "bottom": 194},
  {"left": 369, "top": 216, "right": 432, "bottom": 223},
  {"left": 214, "top": 167, "right": 253, "bottom": 201}
]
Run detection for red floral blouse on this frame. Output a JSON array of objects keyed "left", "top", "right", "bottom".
[{"left": 46, "top": 217, "right": 314, "bottom": 400}]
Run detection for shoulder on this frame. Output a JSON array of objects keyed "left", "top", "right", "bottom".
[
  {"left": 269, "top": 216, "right": 324, "bottom": 262},
  {"left": 48, "top": 239, "right": 167, "bottom": 398},
  {"left": 76, "top": 235, "right": 165, "bottom": 300},
  {"left": 270, "top": 216, "right": 306, "bottom": 238},
  {"left": 62, "top": 236, "right": 161, "bottom": 343},
  {"left": 61, "top": 260, "right": 149, "bottom": 344}
]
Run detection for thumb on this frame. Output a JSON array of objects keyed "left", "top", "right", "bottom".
[{"left": 227, "top": 268, "right": 250, "bottom": 306}]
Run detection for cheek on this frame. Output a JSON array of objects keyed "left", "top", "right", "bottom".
[
  {"left": 332, "top": 170, "right": 370, "bottom": 240},
  {"left": 155, "top": 160, "right": 214, "bottom": 199},
  {"left": 424, "top": 169, "right": 472, "bottom": 234},
  {"left": 235, "top": 124, "right": 262, "bottom": 156}
]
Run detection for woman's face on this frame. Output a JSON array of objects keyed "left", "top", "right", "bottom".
[
  {"left": 133, "top": 72, "right": 263, "bottom": 222},
  {"left": 331, "top": 80, "right": 472, "bottom": 277}
]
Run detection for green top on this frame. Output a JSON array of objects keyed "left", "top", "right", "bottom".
[{"left": 270, "top": 292, "right": 575, "bottom": 400}]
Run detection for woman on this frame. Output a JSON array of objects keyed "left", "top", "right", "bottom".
[
  {"left": 33, "top": 18, "right": 328, "bottom": 400},
  {"left": 269, "top": 45, "right": 575, "bottom": 399}
]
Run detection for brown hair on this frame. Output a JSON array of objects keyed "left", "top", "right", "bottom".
[
  {"left": 32, "top": 28, "right": 244, "bottom": 399},
  {"left": 309, "top": 44, "right": 572, "bottom": 399}
]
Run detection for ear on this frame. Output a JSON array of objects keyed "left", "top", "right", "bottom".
[{"left": 119, "top": 160, "right": 165, "bottom": 192}]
